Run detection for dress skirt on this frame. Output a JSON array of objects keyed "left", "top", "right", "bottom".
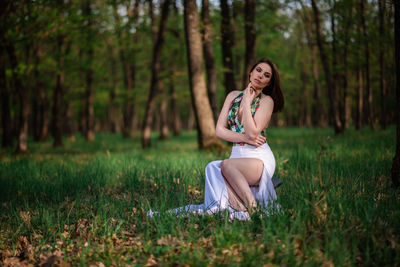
[{"left": 148, "top": 143, "right": 277, "bottom": 220}]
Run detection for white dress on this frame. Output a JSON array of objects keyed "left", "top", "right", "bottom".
[{"left": 148, "top": 142, "right": 278, "bottom": 221}]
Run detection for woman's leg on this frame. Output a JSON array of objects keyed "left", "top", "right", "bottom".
[{"left": 220, "top": 158, "right": 264, "bottom": 211}]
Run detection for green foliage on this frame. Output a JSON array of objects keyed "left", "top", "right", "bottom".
[{"left": 0, "top": 128, "right": 399, "bottom": 265}]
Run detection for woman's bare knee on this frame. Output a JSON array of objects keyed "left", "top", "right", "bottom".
[{"left": 220, "top": 159, "right": 234, "bottom": 175}]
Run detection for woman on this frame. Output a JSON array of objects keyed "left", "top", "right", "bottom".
[{"left": 149, "top": 58, "right": 284, "bottom": 220}]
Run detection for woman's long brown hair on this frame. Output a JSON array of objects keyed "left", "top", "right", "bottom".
[{"left": 249, "top": 58, "right": 284, "bottom": 113}]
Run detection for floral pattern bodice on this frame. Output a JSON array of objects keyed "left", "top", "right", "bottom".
[{"left": 227, "top": 92, "right": 265, "bottom": 145}]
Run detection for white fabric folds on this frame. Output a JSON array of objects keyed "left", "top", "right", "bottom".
[{"left": 147, "top": 143, "right": 278, "bottom": 221}]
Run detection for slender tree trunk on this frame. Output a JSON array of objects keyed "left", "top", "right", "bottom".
[
  {"left": 52, "top": 33, "right": 64, "bottom": 147},
  {"left": 106, "top": 40, "right": 118, "bottom": 133},
  {"left": 130, "top": 0, "right": 140, "bottom": 133},
  {"left": 6, "top": 39, "right": 29, "bottom": 153},
  {"left": 159, "top": 76, "right": 169, "bottom": 140},
  {"left": 169, "top": 65, "right": 181, "bottom": 136},
  {"left": 356, "top": 1, "right": 364, "bottom": 130},
  {"left": 391, "top": 0, "right": 400, "bottom": 187},
  {"left": 342, "top": 3, "right": 352, "bottom": 129},
  {"left": 0, "top": 45, "right": 13, "bottom": 147},
  {"left": 311, "top": 0, "right": 343, "bottom": 134},
  {"left": 300, "top": 58, "right": 312, "bottom": 127},
  {"left": 32, "top": 44, "right": 49, "bottom": 142},
  {"left": 330, "top": 1, "right": 342, "bottom": 128},
  {"left": 83, "top": 0, "right": 94, "bottom": 141},
  {"left": 184, "top": 0, "right": 221, "bottom": 149},
  {"left": 220, "top": 0, "right": 237, "bottom": 95},
  {"left": 242, "top": 0, "right": 256, "bottom": 88},
  {"left": 112, "top": 2, "right": 135, "bottom": 138},
  {"left": 379, "top": 0, "right": 387, "bottom": 130},
  {"left": 187, "top": 107, "right": 194, "bottom": 131},
  {"left": 356, "top": 66, "right": 364, "bottom": 130},
  {"left": 141, "top": 0, "right": 171, "bottom": 148},
  {"left": 149, "top": 0, "right": 157, "bottom": 43},
  {"left": 201, "top": 0, "right": 219, "bottom": 123},
  {"left": 360, "top": 0, "right": 375, "bottom": 130},
  {"left": 301, "top": 7, "right": 325, "bottom": 127}
]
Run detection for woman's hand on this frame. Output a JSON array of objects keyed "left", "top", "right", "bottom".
[
  {"left": 244, "top": 134, "right": 266, "bottom": 147},
  {"left": 242, "top": 82, "right": 257, "bottom": 105}
]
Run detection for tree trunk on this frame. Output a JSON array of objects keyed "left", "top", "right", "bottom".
[
  {"left": 379, "top": 0, "right": 387, "bottom": 130},
  {"left": 83, "top": 0, "right": 94, "bottom": 141},
  {"left": 32, "top": 44, "right": 49, "bottom": 142},
  {"left": 391, "top": 0, "right": 400, "bottom": 187},
  {"left": 6, "top": 39, "right": 29, "bottom": 153},
  {"left": 201, "top": 0, "right": 219, "bottom": 123},
  {"left": 169, "top": 66, "right": 181, "bottom": 136},
  {"left": 356, "top": 4, "right": 364, "bottom": 130},
  {"left": 0, "top": 44, "right": 13, "bottom": 147},
  {"left": 52, "top": 33, "right": 65, "bottom": 147},
  {"left": 141, "top": 0, "right": 171, "bottom": 148},
  {"left": 184, "top": 0, "right": 221, "bottom": 149},
  {"left": 159, "top": 80, "right": 169, "bottom": 140},
  {"left": 300, "top": 58, "right": 312, "bottom": 127},
  {"left": 360, "top": 0, "right": 375, "bottom": 130},
  {"left": 356, "top": 66, "right": 364, "bottom": 130},
  {"left": 148, "top": 0, "right": 157, "bottom": 43},
  {"left": 311, "top": 0, "right": 343, "bottom": 134},
  {"left": 242, "top": 0, "right": 256, "bottom": 89},
  {"left": 106, "top": 39, "right": 118, "bottom": 133},
  {"left": 341, "top": 3, "right": 352, "bottom": 129},
  {"left": 300, "top": 6, "right": 325, "bottom": 127},
  {"left": 220, "top": 0, "right": 237, "bottom": 95},
  {"left": 112, "top": 1, "right": 136, "bottom": 138}
]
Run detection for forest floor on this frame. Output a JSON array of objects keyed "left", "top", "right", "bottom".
[{"left": 0, "top": 127, "right": 399, "bottom": 266}]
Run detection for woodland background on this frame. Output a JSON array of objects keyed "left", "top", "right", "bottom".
[
  {"left": 1, "top": 1, "right": 400, "bottom": 265},
  {"left": 0, "top": 0, "right": 397, "bottom": 152}
]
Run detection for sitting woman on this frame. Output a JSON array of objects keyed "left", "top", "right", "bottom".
[{"left": 149, "top": 58, "right": 284, "bottom": 220}]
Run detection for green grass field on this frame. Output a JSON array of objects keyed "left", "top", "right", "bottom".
[{"left": 0, "top": 127, "right": 399, "bottom": 266}]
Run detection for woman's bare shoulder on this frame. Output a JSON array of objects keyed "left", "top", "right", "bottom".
[
  {"left": 260, "top": 94, "right": 274, "bottom": 107},
  {"left": 225, "top": 90, "right": 242, "bottom": 101}
]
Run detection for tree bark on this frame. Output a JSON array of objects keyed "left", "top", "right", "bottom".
[
  {"left": 169, "top": 65, "right": 181, "bottom": 136},
  {"left": 391, "top": 0, "right": 400, "bottom": 187},
  {"left": 242, "top": 0, "right": 256, "bottom": 89},
  {"left": 113, "top": 1, "right": 136, "bottom": 138},
  {"left": 52, "top": 33, "right": 65, "bottom": 147},
  {"left": 311, "top": 0, "right": 343, "bottom": 134},
  {"left": 379, "top": 0, "right": 387, "bottom": 130},
  {"left": 141, "top": 0, "right": 171, "bottom": 148},
  {"left": 187, "top": 107, "right": 194, "bottom": 131},
  {"left": 6, "top": 37, "right": 29, "bottom": 153},
  {"left": 300, "top": 58, "right": 312, "bottom": 127},
  {"left": 341, "top": 2, "right": 352, "bottom": 129},
  {"left": 32, "top": 44, "right": 49, "bottom": 142},
  {"left": 159, "top": 79, "right": 169, "bottom": 140},
  {"left": 201, "top": 0, "right": 219, "bottom": 123},
  {"left": 300, "top": 6, "right": 325, "bottom": 127},
  {"left": 360, "top": 0, "right": 375, "bottom": 130},
  {"left": 0, "top": 44, "right": 13, "bottom": 147},
  {"left": 83, "top": 0, "right": 94, "bottom": 141},
  {"left": 220, "top": 0, "right": 237, "bottom": 95},
  {"left": 184, "top": 0, "right": 221, "bottom": 149},
  {"left": 106, "top": 39, "right": 118, "bottom": 133},
  {"left": 356, "top": 4, "right": 364, "bottom": 130}
]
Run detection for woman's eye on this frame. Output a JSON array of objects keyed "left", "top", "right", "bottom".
[
  {"left": 256, "top": 68, "right": 261, "bottom": 72},
  {"left": 264, "top": 74, "right": 270, "bottom": 78}
]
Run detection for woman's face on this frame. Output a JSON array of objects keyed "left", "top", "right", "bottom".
[{"left": 249, "top": 62, "right": 272, "bottom": 90}]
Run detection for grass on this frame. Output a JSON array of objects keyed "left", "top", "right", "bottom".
[{"left": 0, "top": 127, "right": 399, "bottom": 266}]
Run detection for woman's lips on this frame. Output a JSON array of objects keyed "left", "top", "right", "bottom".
[{"left": 254, "top": 79, "right": 261, "bottom": 84}]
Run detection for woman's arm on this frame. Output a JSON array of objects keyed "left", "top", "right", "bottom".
[
  {"left": 241, "top": 88, "right": 274, "bottom": 140},
  {"left": 216, "top": 91, "right": 266, "bottom": 146}
]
